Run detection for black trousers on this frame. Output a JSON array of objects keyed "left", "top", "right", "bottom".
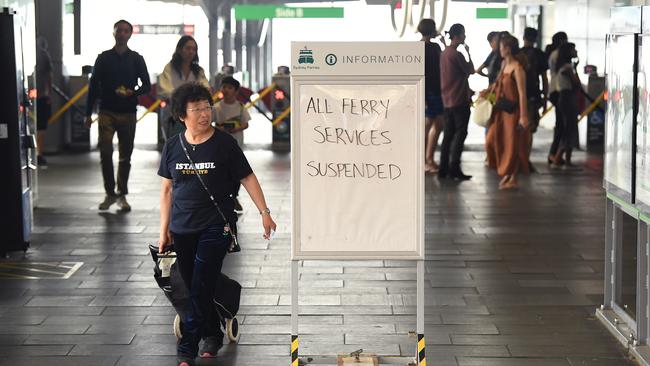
[
  {"left": 549, "top": 92, "right": 563, "bottom": 156},
  {"left": 439, "top": 105, "right": 471, "bottom": 175},
  {"left": 173, "top": 225, "right": 229, "bottom": 357}
]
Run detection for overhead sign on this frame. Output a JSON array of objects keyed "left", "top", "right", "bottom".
[
  {"left": 234, "top": 5, "right": 344, "bottom": 20},
  {"left": 476, "top": 8, "right": 508, "bottom": 19},
  {"left": 131, "top": 24, "right": 195, "bottom": 36},
  {"left": 291, "top": 42, "right": 424, "bottom": 260}
]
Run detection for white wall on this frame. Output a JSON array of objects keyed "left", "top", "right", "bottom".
[
  {"left": 62, "top": 0, "right": 209, "bottom": 80},
  {"left": 273, "top": 1, "right": 512, "bottom": 92}
]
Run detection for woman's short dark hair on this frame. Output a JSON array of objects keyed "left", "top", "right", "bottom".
[
  {"left": 417, "top": 19, "right": 437, "bottom": 37},
  {"left": 171, "top": 82, "right": 213, "bottom": 122}
]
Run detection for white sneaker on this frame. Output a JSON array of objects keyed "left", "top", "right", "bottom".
[
  {"left": 98, "top": 195, "right": 118, "bottom": 210},
  {"left": 116, "top": 195, "right": 131, "bottom": 212}
]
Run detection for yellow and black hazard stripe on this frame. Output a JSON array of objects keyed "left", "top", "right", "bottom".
[
  {"left": 291, "top": 335, "right": 299, "bottom": 366},
  {"left": 418, "top": 333, "right": 426, "bottom": 366}
]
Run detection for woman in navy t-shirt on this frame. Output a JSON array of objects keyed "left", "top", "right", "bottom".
[{"left": 158, "top": 82, "right": 276, "bottom": 366}]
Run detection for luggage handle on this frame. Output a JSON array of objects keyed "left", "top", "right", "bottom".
[{"left": 149, "top": 244, "right": 176, "bottom": 261}]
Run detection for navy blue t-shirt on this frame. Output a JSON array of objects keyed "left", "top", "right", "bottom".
[{"left": 158, "top": 129, "right": 253, "bottom": 234}]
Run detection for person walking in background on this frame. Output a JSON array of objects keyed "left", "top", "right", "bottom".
[
  {"left": 550, "top": 43, "right": 581, "bottom": 167},
  {"left": 214, "top": 76, "right": 250, "bottom": 213},
  {"left": 418, "top": 18, "right": 445, "bottom": 174},
  {"left": 438, "top": 23, "right": 474, "bottom": 180},
  {"left": 546, "top": 32, "right": 569, "bottom": 165},
  {"left": 485, "top": 34, "right": 530, "bottom": 190},
  {"left": 476, "top": 31, "right": 502, "bottom": 86},
  {"left": 84, "top": 19, "right": 151, "bottom": 212},
  {"left": 35, "top": 36, "right": 53, "bottom": 168},
  {"left": 521, "top": 27, "right": 549, "bottom": 171},
  {"left": 158, "top": 35, "right": 210, "bottom": 139}
]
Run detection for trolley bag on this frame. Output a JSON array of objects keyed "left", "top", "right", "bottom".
[
  {"left": 149, "top": 244, "right": 241, "bottom": 342},
  {"left": 149, "top": 244, "right": 190, "bottom": 320},
  {"left": 214, "top": 273, "right": 242, "bottom": 319}
]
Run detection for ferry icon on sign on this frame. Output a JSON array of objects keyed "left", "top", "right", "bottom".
[{"left": 298, "top": 47, "right": 314, "bottom": 64}]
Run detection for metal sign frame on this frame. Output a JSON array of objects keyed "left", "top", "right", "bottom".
[{"left": 289, "top": 41, "right": 426, "bottom": 365}]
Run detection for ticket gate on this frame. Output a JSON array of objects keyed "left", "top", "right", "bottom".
[{"left": 0, "top": 7, "right": 35, "bottom": 255}]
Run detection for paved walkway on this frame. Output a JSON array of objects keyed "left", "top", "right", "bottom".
[{"left": 0, "top": 134, "right": 636, "bottom": 365}]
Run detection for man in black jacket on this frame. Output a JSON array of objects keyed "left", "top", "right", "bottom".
[{"left": 85, "top": 19, "right": 151, "bottom": 211}]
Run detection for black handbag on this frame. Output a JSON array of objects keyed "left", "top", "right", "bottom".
[
  {"left": 494, "top": 97, "right": 517, "bottom": 113},
  {"left": 179, "top": 135, "right": 241, "bottom": 253}
]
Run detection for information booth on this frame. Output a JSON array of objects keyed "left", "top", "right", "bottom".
[{"left": 597, "top": 6, "right": 650, "bottom": 365}]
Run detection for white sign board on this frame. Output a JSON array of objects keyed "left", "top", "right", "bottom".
[{"left": 291, "top": 42, "right": 424, "bottom": 260}]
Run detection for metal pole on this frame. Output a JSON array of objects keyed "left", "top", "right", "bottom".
[
  {"left": 417, "top": 259, "right": 426, "bottom": 365},
  {"left": 291, "top": 260, "right": 299, "bottom": 366}
]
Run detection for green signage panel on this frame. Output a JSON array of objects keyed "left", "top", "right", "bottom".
[
  {"left": 234, "top": 5, "right": 344, "bottom": 20},
  {"left": 476, "top": 8, "right": 508, "bottom": 19}
]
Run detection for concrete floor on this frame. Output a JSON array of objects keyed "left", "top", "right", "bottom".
[{"left": 0, "top": 131, "right": 637, "bottom": 366}]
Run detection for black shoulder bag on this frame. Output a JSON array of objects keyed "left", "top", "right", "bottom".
[{"left": 179, "top": 135, "right": 241, "bottom": 253}]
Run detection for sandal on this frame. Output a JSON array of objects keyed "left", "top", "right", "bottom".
[{"left": 499, "top": 181, "right": 518, "bottom": 190}]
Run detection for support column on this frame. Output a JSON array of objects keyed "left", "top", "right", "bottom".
[
  {"left": 35, "top": 0, "right": 65, "bottom": 152},
  {"left": 234, "top": 18, "right": 243, "bottom": 74}
]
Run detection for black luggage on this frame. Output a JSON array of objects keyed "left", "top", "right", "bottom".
[{"left": 149, "top": 244, "right": 241, "bottom": 342}]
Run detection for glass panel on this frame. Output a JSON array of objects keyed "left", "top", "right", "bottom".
[
  {"left": 618, "top": 212, "right": 638, "bottom": 320},
  {"left": 605, "top": 34, "right": 635, "bottom": 197}
]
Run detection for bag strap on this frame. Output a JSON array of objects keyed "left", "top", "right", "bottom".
[{"left": 178, "top": 133, "right": 229, "bottom": 225}]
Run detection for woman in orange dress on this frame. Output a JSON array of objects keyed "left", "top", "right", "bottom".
[{"left": 485, "top": 35, "right": 531, "bottom": 190}]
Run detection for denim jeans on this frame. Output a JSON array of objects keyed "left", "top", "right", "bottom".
[
  {"left": 172, "top": 225, "right": 230, "bottom": 357},
  {"left": 97, "top": 111, "right": 136, "bottom": 195}
]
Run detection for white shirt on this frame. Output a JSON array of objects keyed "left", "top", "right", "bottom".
[
  {"left": 557, "top": 64, "right": 575, "bottom": 91},
  {"left": 214, "top": 100, "right": 250, "bottom": 147},
  {"left": 548, "top": 50, "right": 559, "bottom": 93},
  {"left": 158, "top": 63, "right": 210, "bottom": 99}
]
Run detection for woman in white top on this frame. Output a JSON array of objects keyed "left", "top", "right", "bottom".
[
  {"left": 550, "top": 42, "right": 581, "bottom": 167},
  {"left": 545, "top": 32, "right": 568, "bottom": 164},
  {"left": 159, "top": 36, "right": 211, "bottom": 138}
]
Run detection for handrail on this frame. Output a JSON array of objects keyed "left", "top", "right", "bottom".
[
  {"left": 272, "top": 107, "right": 291, "bottom": 126},
  {"left": 46, "top": 82, "right": 282, "bottom": 126},
  {"left": 136, "top": 99, "right": 162, "bottom": 123},
  {"left": 48, "top": 84, "right": 88, "bottom": 125},
  {"left": 578, "top": 91, "right": 606, "bottom": 123},
  {"left": 245, "top": 82, "right": 276, "bottom": 110},
  {"left": 52, "top": 84, "right": 84, "bottom": 114}
]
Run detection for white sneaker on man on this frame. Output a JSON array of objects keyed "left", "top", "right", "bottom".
[{"left": 116, "top": 195, "right": 131, "bottom": 212}]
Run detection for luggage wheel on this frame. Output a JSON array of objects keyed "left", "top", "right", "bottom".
[
  {"left": 226, "top": 317, "right": 240, "bottom": 343},
  {"left": 173, "top": 314, "right": 183, "bottom": 340}
]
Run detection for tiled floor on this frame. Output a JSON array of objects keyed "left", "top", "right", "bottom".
[{"left": 0, "top": 131, "right": 637, "bottom": 365}]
